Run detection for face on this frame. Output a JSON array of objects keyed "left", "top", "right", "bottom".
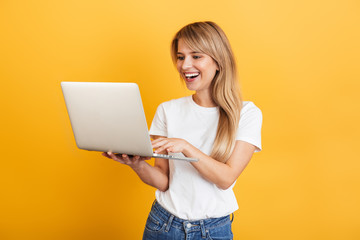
[{"left": 176, "top": 38, "right": 219, "bottom": 93}]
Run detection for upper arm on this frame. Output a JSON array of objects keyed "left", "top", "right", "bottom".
[
  {"left": 226, "top": 102, "right": 262, "bottom": 179},
  {"left": 236, "top": 102, "right": 263, "bottom": 152},
  {"left": 151, "top": 135, "right": 169, "bottom": 176},
  {"left": 225, "top": 140, "right": 256, "bottom": 180}
]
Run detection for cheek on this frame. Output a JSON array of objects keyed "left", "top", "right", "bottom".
[
  {"left": 199, "top": 62, "right": 217, "bottom": 77},
  {"left": 176, "top": 63, "right": 182, "bottom": 73}
]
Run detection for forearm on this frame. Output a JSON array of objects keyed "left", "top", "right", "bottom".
[
  {"left": 183, "top": 146, "right": 236, "bottom": 189},
  {"left": 151, "top": 138, "right": 254, "bottom": 190},
  {"left": 131, "top": 161, "right": 169, "bottom": 192}
]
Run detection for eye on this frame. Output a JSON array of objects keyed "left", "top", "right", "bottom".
[
  {"left": 177, "top": 56, "right": 184, "bottom": 60},
  {"left": 193, "top": 55, "right": 201, "bottom": 59}
]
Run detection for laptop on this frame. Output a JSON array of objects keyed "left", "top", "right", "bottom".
[{"left": 61, "top": 82, "right": 198, "bottom": 162}]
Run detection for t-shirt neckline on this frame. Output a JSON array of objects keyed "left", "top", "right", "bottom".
[{"left": 187, "top": 95, "right": 219, "bottom": 113}]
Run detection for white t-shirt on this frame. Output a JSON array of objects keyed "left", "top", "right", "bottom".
[{"left": 149, "top": 95, "right": 262, "bottom": 220}]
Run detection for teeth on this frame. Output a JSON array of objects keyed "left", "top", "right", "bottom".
[{"left": 185, "top": 73, "right": 199, "bottom": 78}]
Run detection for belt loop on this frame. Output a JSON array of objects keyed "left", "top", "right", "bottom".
[
  {"left": 200, "top": 220, "right": 206, "bottom": 238},
  {"left": 165, "top": 214, "right": 174, "bottom": 232},
  {"left": 230, "top": 213, "right": 234, "bottom": 223}
]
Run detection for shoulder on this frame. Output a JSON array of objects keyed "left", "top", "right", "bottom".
[
  {"left": 241, "top": 101, "right": 262, "bottom": 118},
  {"left": 238, "top": 101, "right": 263, "bottom": 128},
  {"left": 236, "top": 101, "right": 263, "bottom": 151}
]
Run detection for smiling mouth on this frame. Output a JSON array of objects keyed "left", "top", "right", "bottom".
[{"left": 184, "top": 73, "right": 200, "bottom": 81}]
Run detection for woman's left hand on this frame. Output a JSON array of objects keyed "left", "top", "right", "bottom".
[{"left": 152, "top": 138, "right": 189, "bottom": 154}]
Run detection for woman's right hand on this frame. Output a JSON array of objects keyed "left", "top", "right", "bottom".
[
  {"left": 102, "top": 152, "right": 151, "bottom": 169},
  {"left": 101, "top": 144, "right": 169, "bottom": 191}
]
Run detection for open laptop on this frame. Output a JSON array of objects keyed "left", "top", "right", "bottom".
[{"left": 61, "top": 82, "right": 198, "bottom": 162}]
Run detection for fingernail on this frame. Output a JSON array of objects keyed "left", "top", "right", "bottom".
[{"left": 107, "top": 151, "right": 111, "bottom": 155}]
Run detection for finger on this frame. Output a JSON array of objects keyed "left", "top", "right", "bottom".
[
  {"left": 122, "top": 154, "right": 132, "bottom": 164},
  {"left": 107, "top": 151, "right": 115, "bottom": 159},
  {"left": 152, "top": 139, "right": 169, "bottom": 149},
  {"left": 111, "top": 155, "right": 126, "bottom": 164},
  {"left": 113, "top": 158, "right": 126, "bottom": 164},
  {"left": 108, "top": 152, "right": 123, "bottom": 161},
  {"left": 102, "top": 152, "right": 110, "bottom": 158},
  {"left": 152, "top": 140, "right": 165, "bottom": 149},
  {"left": 166, "top": 146, "right": 174, "bottom": 153},
  {"left": 138, "top": 156, "right": 151, "bottom": 161},
  {"left": 151, "top": 137, "right": 166, "bottom": 143},
  {"left": 155, "top": 142, "right": 174, "bottom": 153},
  {"left": 152, "top": 138, "right": 169, "bottom": 145},
  {"left": 154, "top": 145, "right": 165, "bottom": 153}
]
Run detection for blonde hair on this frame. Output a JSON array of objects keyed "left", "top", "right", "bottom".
[{"left": 171, "top": 21, "right": 242, "bottom": 163}]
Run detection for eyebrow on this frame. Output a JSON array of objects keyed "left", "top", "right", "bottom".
[{"left": 177, "top": 51, "right": 202, "bottom": 54}]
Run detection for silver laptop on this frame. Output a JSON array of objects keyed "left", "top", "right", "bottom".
[{"left": 61, "top": 82, "right": 198, "bottom": 162}]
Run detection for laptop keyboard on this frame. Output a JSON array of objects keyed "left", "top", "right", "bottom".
[
  {"left": 153, "top": 153, "right": 174, "bottom": 158},
  {"left": 152, "top": 153, "right": 198, "bottom": 162}
]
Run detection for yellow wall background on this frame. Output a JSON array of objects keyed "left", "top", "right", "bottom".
[{"left": 1, "top": 0, "right": 359, "bottom": 239}]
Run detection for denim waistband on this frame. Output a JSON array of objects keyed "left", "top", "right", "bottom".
[{"left": 151, "top": 200, "right": 232, "bottom": 232}]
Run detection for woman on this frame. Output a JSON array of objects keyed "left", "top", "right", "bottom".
[{"left": 103, "top": 21, "right": 262, "bottom": 240}]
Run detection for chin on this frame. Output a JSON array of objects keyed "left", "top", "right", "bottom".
[{"left": 185, "top": 83, "right": 198, "bottom": 91}]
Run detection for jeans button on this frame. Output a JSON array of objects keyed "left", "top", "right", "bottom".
[{"left": 186, "top": 223, "right": 192, "bottom": 228}]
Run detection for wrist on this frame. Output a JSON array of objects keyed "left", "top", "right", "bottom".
[
  {"left": 130, "top": 160, "right": 146, "bottom": 172},
  {"left": 183, "top": 141, "right": 194, "bottom": 157}
]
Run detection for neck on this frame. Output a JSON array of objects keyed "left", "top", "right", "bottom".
[{"left": 193, "top": 91, "right": 217, "bottom": 107}]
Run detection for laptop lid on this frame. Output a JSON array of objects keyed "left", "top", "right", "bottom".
[{"left": 61, "top": 82, "right": 154, "bottom": 156}]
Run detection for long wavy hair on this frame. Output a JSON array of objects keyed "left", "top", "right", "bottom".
[{"left": 171, "top": 21, "right": 243, "bottom": 163}]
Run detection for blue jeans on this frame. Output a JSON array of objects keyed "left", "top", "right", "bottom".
[{"left": 142, "top": 200, "right": 233, "bottom": 240}]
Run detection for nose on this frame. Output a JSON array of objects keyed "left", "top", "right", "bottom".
[{"left": 181, "top": 56, "right": 193, "bottom": 70}]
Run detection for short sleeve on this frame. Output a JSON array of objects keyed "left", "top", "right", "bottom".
[
  {"left": 149, "top": 103, "right": 168, "bottom": 137},
  {"left": 236, "top": 102, "right": 263, "bottom": 152}
]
